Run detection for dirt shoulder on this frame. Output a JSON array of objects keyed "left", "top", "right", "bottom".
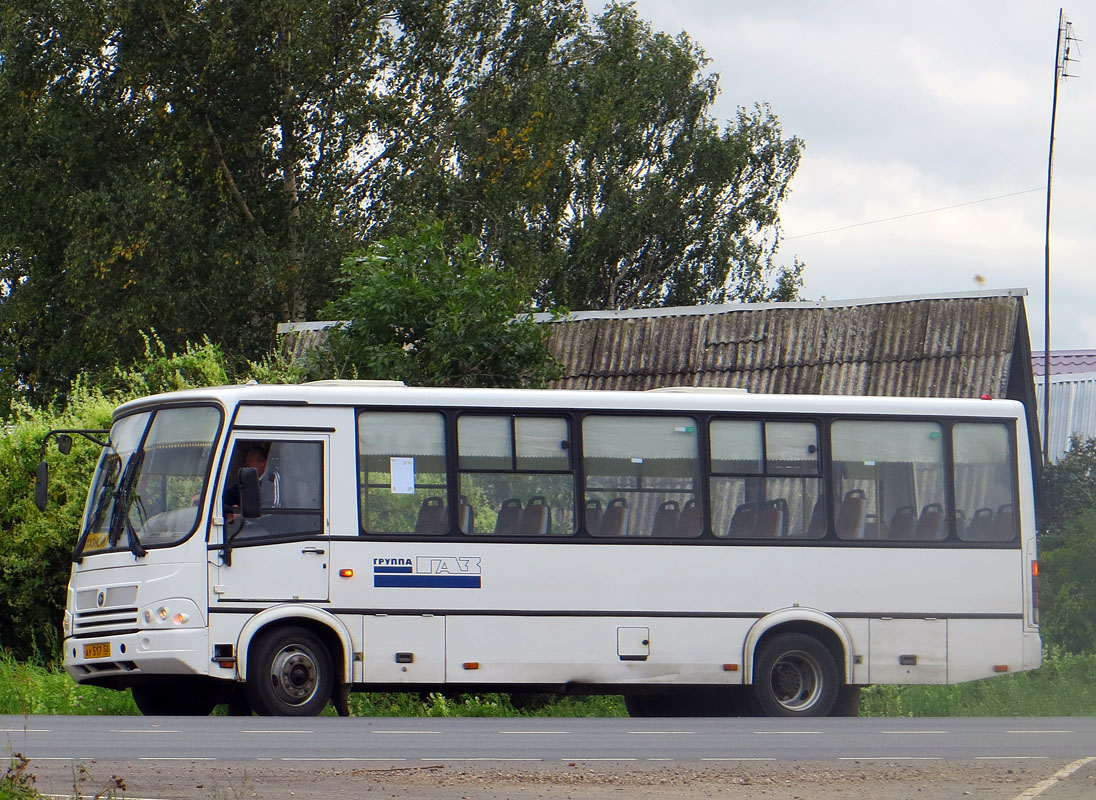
[{"left": 22, "top": 758, "right": 1076, "bottom": 800}]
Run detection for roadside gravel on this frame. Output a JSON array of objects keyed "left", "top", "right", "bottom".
[{"left": 23, "top": 758, "right": 1075, "bottom": 800}]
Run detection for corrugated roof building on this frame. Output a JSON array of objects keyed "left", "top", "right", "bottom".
[
  {"left": 1032, "top": 349, "right": 1096, "bottom": 376},
  {"left": 1035, "top": 372, "right": 1096, "bottom": 461},
  {"left": 280, "top": 287, "right": 1041, "bottom": 462},
  {"left": 540, "top": 289, "right": 1035, "bottom": 399}
]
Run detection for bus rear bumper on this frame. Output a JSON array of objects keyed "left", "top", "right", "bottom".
[{"left": 1024, "top": 629, "right": 1043, "bottom": 671}]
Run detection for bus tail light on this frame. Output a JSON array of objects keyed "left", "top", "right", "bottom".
[{"left": 1031, "top": 560, "right": 1039, "bottom": 625}]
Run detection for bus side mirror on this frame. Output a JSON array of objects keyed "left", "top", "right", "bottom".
[
  {"left": 238, "top": 467, "right": 262, "bottom": 519},
  {"left": 35, "top": 462, "right": 49, "bottom": 512},
  {"left": 57, "top": 434, "right": 73, "bottom": 455}
]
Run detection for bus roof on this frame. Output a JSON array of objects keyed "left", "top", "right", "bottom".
[{"left": 113, "top": 381, "right": 1027, "bottom": 421}]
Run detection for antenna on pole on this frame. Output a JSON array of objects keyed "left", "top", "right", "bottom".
[{"left": 1043, "top": 8, "right": 1080, "bottom": 465}]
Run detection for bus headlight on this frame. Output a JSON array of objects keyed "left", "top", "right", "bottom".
[
  {"left": 137, "top": 599, "right": 203, "bottom": 629},
  {"left": 62, "top": 611, "right": 72, "bottom": 638}
]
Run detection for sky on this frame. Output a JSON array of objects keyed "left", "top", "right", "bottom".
[{"left": 598, "top": 1, "right": 1094, "bottom": 351}]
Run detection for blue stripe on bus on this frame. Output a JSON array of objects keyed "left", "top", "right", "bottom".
[
  {"left": 374, "top": 575, "right": 481, "bottom": 589},
  {"left": 373, "top": 566, "right": 414, "bottom": 573}
]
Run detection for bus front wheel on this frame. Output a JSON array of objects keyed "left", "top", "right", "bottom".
[
  {"left": 752, "top": 633, "right": 839, "bottom": 717},
  {"left": 245, "top": 625, "right": 333, "bottom": 716}
]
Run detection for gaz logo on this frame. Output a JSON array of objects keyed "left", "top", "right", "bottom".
[
  {"left": 416, "top": 556, "right": 480, "bottom": 576},
  {"left": 372, "top": 556, "right": 482, "bottom": 589}
]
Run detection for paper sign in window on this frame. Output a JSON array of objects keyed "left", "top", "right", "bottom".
[{"left": 390, "top": 457, "right": 416, "bottom": 494}]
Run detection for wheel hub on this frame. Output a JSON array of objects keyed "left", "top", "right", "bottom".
[
  {"left": 770, "top": 651, "right": 820, "bottom": 711},
  {"left": 270, "top": 647, "right": 319, "bottom": 705}
]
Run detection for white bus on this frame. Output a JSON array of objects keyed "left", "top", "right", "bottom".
[{"left": 44, "top": 381, "right": 1041, "bottom": 717}]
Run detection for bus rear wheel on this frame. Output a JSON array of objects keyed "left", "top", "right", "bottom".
[
  {"left": 753, "top": 633, "right": 839, "bottom": 717},
  {"left": 246, "top": 625, "right": 333, "bottom": 716}
]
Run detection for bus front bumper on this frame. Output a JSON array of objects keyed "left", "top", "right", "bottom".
[{"left": 63, "top": 628, "right": 212, "bottom": 688}]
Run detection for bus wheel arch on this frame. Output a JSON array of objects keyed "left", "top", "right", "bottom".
[
  {"left": 236, "top": 608, "right": 352, "bottom": 716},
  {"left": 244, "top": 624, "right": 334, "bottom": 716},
  {"left": 744, "top": 611, "right": 853, "bottom": 718}
]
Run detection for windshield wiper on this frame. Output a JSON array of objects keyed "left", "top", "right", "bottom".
[
  {"left": 73, "top": 480, "right": 115, "bottom": 563},
  {"left": 107, "top": 451, "right": 147, "bottom": 559}
]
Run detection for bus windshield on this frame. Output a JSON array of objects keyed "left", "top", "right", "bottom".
[{"left": 76, "top": 406, "right": 222, "bottom": 558}]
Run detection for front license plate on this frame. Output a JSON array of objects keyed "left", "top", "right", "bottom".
[{"left": 83, "top": 642, "right": 111, "bottom": 659}]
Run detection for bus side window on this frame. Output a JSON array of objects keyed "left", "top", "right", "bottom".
[
  {"left": 358, "top": 411, "right": 449, "bottom": 535},
  {"left": 227, "top": 440, "right": 323, "bottom": 540},
  {"left": 831, "top": 420, "right": 946, "bottom": 541},
  {"left": 583, "top": 415, "right": 699, "bottom": 538},
  {"left": 710, "top": 420, "right": 820, "bottom": 539},
  {"left": 458, "top": 415, "right": 574, "bottom": 536},
  {"left": 954, "top": 423, "right": 1018, "bottom": 543}
]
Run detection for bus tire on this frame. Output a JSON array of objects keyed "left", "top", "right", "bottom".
[
  {"left": 245, "top": 625, "right": 333, "bottom": 716},
  {"left": 752, "top": 632, "right": 839, "bottom": 717},
  {"left": 832, "top": 685, "right": 861, "bottom": 717},
  {"left": 131, "top": 685, "right": 217, "bottom": 716}
]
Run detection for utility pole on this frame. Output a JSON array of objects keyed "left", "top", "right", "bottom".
[{"left": 1043, "top": 8, "right": 1079, "bottom": 465}]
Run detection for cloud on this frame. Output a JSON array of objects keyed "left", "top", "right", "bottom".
[{"left": 600, "top": 0, "right": 1095, "bottom": 348}]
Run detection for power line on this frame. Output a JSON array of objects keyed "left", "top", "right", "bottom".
[{"left": 785, "top": 186, "right": 1046, "bottom": 240}]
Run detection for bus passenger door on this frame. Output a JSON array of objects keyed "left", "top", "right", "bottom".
[{"left": 211, "top": 435, "right": 331, "bottom": 604}]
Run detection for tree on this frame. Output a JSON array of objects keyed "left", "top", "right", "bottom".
[
  {"left": 0, "top": 335, "right": 300, "bottom": 660},
  {"left": 1035, "top": 436, "right": 1096, "bottom": 652},
  {"left": 310, "top": 220, "right": 561, "bottom": 388},
  {"left": 385, "top": 3, "right": 804, "bottom": 310},
  {"left": 1, "top": 0, "right": 802, "bottom": 405},
  {"left": 0, "top": 0, "right": 385, "bottom": 403}
]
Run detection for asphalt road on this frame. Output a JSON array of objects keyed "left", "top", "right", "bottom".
[{"left": 5, "top": 715, "right": 1096, "bottom": 763}]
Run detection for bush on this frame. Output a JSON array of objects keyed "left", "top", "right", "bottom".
[
  {"left": 0, "top": 334, "right": 300, "bottom": 662},
  {"left": 310, "top": 219, "right": 563, "bottom": 388}
]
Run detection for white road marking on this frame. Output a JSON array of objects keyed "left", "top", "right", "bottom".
[
  {"left": 0, "top": 728, "right": 49, "bottom": 733},
  {"left": 839, "top": 756, "right": 941, "bottom": 761},
  {"left": 562, "top": 758, "right": 638, "bottom": 762},
  {"left": 628, "top": 730, "right": 694, "bottom": 735},
  {"left": 240, "top": 729, "right": 312, "bottom": 734},
  {"left": 109, "top": 729, "right": 180, "bottom": 734},
  {"left": 371, "top": 730, "right": 441, "bottom": 735},
  {"left": 755, "top": 730, "right": 821, "bottom": 735},
  {"left": 978, "top": 756, "right": 1050, "bottom": 760},
  {"left": 498, "top": 730, "right": 570, "bottom": 735},
  {"left": 1011, "top": 756, "right": 1096, "bottom": 799},
  {"left": 702, "top": 757, "right": 776, "bottom": 762},
  {"left": 138, "top": 757, "right": 216, "bottom": 761},
  {"left": 881, "top": 730, "right": 948, "bottom": 734}
]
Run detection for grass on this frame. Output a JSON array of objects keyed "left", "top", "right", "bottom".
[
  {"left": 0, "top": 656, "right": 137, "bottom": 716},
  {"left": 3, "top": 648, "right": 1095, "bottom": 719},
  {"left": 860, "top": 646, "right": 1096, "bottom": 717}
]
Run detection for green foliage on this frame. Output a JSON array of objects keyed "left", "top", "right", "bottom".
[
  {"left": 1037, "top": 506, "right": 1096, "bottom": 653},
  {"left": 1039, "top": 435, "right": 1096, "bottom": 533},
  {"left": 1035, "top": 436, "right": 1096, "bottom": 653},
  {"left": 0, "top": 654, "right": 135, "bottom": 716},
  {"left": 311, "top": 220, "right": 563, "bottom": 388},
  {"left": 0, "top": 387, "right": 115, "bottom": 660},
  {"left": 535, "top": 7, "right": 804, "bottom": 309},
  {"left": 0, "top": 337, "right": 296, "bottom": 661},
  {"left": 0, "top": 754, "right": 39, "bottom": 800},
  {"left": 1, "top": 0, "right": 803, "bottom": 407},
  {"left": 861, "top": 647, "right": 1096, "bottom": 717}
]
